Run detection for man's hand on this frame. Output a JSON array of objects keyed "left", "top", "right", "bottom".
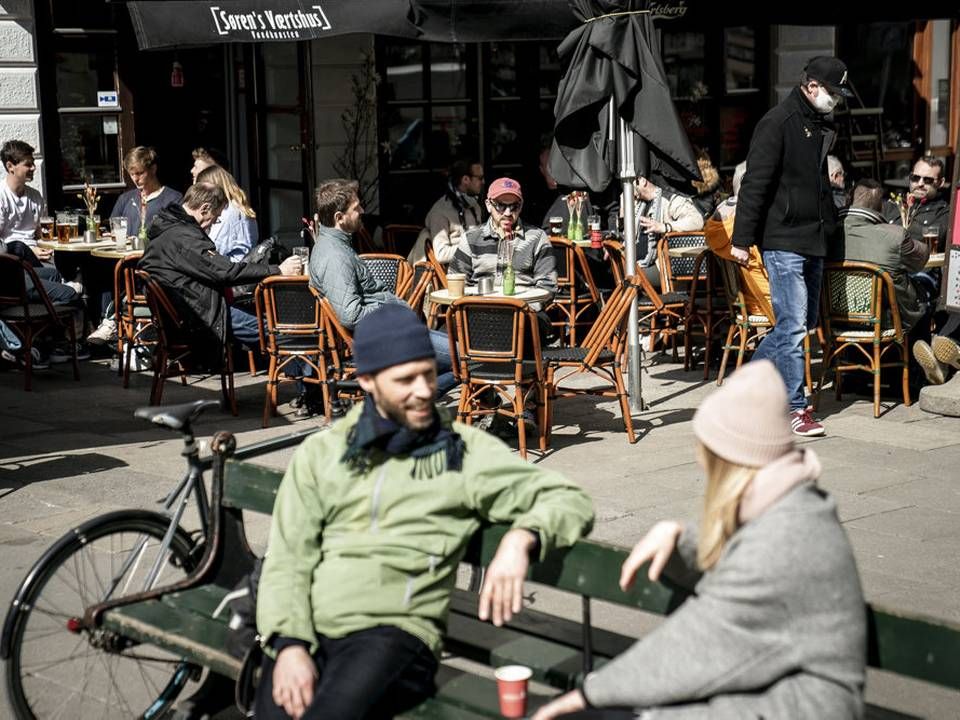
[
  {"left": 729, "top": 245, "right": 750, "bottom": 266},
  {"left": 637, "top": 216, "right": 666, "bottom": 235},
  {"left": 279, "top": 256, "right": 303, "bottom": 276},
  {"left": 619, "top": 520, "right": 683, "bottom": 590},
  {"left": 31, "top": 245, "right": 54, "bottom": 262},
  {"left": 478, "top": 528, "right": 536, "bottom": 626},
  {"left": 531, "top": 689, "right": 587, "bottom": 720},
  {"left": 272, "top": 645, "right": 318, "bottom": 719}
]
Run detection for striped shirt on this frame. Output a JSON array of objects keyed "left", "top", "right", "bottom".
[{"left": 449, "top": 219, "right": 557, "bottom": 306}]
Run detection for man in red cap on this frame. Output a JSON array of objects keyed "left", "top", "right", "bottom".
[
  {"left": 449, "top": 176, "right": 557, "bottom": 311},
  {"left": 730, "top": 56, "right": 852, "bottom": 438}
]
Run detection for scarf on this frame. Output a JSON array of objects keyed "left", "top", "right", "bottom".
[{"left": 341, "top": 396, "right": 465, "bottom": 476}]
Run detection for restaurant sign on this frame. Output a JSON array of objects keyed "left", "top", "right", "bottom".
[{"left": 210, "top": 4, "right": 331, "bottom": 41}]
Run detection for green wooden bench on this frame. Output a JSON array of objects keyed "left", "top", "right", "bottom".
[{"left": 85, "top": 431, "right": 960, "bottom": 719}]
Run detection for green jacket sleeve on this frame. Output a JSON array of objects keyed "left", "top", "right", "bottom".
[
  {"left": 460, "top": 428, "right": 594, "bottom": 559},
  {"left": 256, "top": 442, "right": 327, "bottom": 651}
]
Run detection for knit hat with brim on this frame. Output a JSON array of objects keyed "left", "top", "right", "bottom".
[
  {"left": 353, "top": 304, "right": 436, "bottom": 376},
  {"left": 692, "top": 360, "right": 794, "bottom": 467}
]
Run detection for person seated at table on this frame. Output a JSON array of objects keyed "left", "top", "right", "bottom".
[
  {"left": 449, "top": 177, "right": 558, "bottom": 313},
  {"left": 308, "top": 177, "right": 457, "bottom": 397},
  {"left": 630, "top": 175, "right": 703, "bottom": 289},
  {"left": 881, "top": 155, "right": 950, "bottom": 251},
  {"left": 827, "top": 154, "right": 849, "bottom": 209},
  {"left": 196, "top": 165, "right": 258, "bottom": 263},
  {"left": 832, "top": 179, "right": 931, "bottom": 336},
  {"left": 189, "top": 146, "right": 228, "bottom": 184},
  {"left": 532, "top": 360, "right": 866, "bottom": 720},
  {"left": 704, "top": 161, "right": 772, "bottom": 317},
  {"left": 407, "top": 158, "right": 484, "bottom": 266},
  {"left": 139, "top": 181, "right": 301, "bottom": 370}
]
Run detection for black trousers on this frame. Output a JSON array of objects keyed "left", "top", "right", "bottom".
[{"left": 254, "top": 626, "right": 438, "bottom": 720}]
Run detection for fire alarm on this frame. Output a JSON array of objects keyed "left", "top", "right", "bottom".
[{"left": 171, "top": 61, "right": 184, "bottom": 88}]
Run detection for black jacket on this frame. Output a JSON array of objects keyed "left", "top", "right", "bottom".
[
  {"left": 881, "top": 194, "right": 950, "bottom": 249},
  {"left": 732, "top": 86, "right": 838, "bottom": 257},
  {"left": 139, "top": 205, "right": 278, "bottom": 355}
]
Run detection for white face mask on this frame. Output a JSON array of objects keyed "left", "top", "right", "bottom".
[{"left": 810, "top": 86, "right": 838, "bottom": 114}]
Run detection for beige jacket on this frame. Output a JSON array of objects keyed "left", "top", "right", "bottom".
[{"left": 408, "top": 191, "right": 483, "bottom": 265}]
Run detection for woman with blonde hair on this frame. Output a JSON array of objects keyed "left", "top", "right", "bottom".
[
  {"left": 533, "top": 360, "right": 867, "bottom": 720},
  {"left": 197, "top": 164, "right": 258, "bottom": 262}
]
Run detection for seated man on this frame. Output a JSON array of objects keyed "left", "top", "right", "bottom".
[
  {"left": 881, "top": 155, "right": 950, "bottom": 250},
  {"left": 139, "top": 182, "right": 301, "bottom": 369},
  {"left": 308, "top": 177, "right": 457, "bottom": 396},
  {"left": 449, "top": 177, "right": 558, "bottom": 312},
  {"left": 632, "top": 175, "right": 704, "bottom": 289},
  {"left": 255, "top": 304, "right": 594, "bottom": 720},
  {"left": 407, "top": 158, "right": 484, "bottom": 266},
  {"left": 834, "top": 179, "right": 930, "bottom": 334},
  {"left": 704, "top": 161, "right": 772, "bottom": 318}
]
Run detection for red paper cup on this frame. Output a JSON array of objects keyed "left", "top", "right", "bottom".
[{"left": 495, "top": 665, "right": 532, "bottom": 718}]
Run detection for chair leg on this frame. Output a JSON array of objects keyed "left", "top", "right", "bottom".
[
  {"left": 614, "top": 363, "right": 637, "bottom": 443},
  {"left": 150, "top": 352, "right": 165, "bottom": 406},
  {"left": 873, "top": 345, "right": 881, "bottom": 418},
  {"left": 901, "top": 343, "right": 912, "bottom": 408},
  {"left": 224, "top": 351, "right": 238, "bottom": 416},
  {"left": 22, "top": 327, "right": 33, "bottom": 391},
  {"left": 262, "top": 355, "right": 277, "bottom": 428},
  {"left": 717, "top": 324, "right": 737, "bottom": 386},
  {"left": 515, "top": 389, "right": 527, "bottom": 460},
  {"left": 247, "top": 349, "right": 257, "bottom": 376},
  {"left": 122, "top": 335, "right": 133, "bottom": 389},
  {"left": 735, "top": 326, "right": 748, "bottom": 370}
]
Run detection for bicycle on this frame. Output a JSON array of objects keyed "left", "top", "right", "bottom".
[{"left": 1, "top": 399, "right": 317, "bottom": 720}]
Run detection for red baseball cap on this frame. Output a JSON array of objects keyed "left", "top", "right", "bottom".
[{"left": 487, "top": 177, "right": 523, "bottom": 201}]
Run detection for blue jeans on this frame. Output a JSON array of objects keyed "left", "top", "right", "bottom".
[
  {"left": 429, "top": 329, "right": 457, "bottom": 396},
  {"left": 753, "top": 250, "right": 823, "bottom": 411}
]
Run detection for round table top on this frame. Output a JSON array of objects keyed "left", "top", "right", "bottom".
[
  {"left": 667, "top": 245, "right": 708, "bottom": 258},
  {"left": 91, "top": 245, "right": 142, "bottom": 260},
  {"left": 39, "top": 238, "right": 116, "bottom": 253},
  {"left": 429, "top": 285, "right": 553, "bottom": 306}
]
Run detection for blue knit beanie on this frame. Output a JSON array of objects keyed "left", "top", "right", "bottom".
[{"left": 353, "top": 304, "right": 436, "bottom": 375}]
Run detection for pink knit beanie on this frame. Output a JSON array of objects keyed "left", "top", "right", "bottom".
[{"left": 692, "top": 360, "right": 794, "bottom": 467}]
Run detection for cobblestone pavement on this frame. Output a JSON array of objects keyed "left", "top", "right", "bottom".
[{"left": 1, "top": 355, "right": 958, "bottom": 717}]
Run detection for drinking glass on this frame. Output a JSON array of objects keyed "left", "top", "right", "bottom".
[
  {"left": 110, "top": 217, "right": 129, "bottom": 251},
  {"left": 39, "top": 215, "right": 55, "bottom": 241},
  {"left": 495, "top": 239, "right": 513, "bottom": 287},
  {"left": 293, "top": 246, "right": 309, "bottom": 273},
  {"left": 56, "top": 212, "right": 78, "bottom": 243},
  {"left": 922, "top": 226, "right": 939, "bottom": 254}
]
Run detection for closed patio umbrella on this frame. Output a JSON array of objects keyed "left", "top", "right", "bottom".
[{"left": 549, "top": 0, "right": 699, "bottom": 412}]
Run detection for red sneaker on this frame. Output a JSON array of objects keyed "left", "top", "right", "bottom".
[{"left": 790, "top": 408, "right": 825, "bottom": 437}]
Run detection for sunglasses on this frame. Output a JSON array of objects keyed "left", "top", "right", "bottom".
[
  {"left": 909, "top": 173, "right": 939, "bottom": 185},
  {"left": 489, "top": 200, "right": 521, "bottom": 214}
]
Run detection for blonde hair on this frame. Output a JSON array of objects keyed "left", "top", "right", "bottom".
[
  {"left": 196, "top": 165, "right": 256, "bottom": 219},
  {"left": 696, "top": 443, "right": 757, "bottom": 570}
]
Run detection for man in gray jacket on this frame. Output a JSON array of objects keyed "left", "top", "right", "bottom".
[{"left": 308, "top": 178, "right": 456, "bottom": 395}]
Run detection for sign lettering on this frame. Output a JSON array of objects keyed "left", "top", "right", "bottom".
[{"left": 210, "top": 4, "right": 331, "bottom": 40}]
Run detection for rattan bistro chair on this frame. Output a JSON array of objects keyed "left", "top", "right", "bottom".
[
  {"left": 547, "top": 236, "right": 601, "bottom": 346},
  {"left": 543, "top": 277, "right": 640, "bottom": 443},
  {"left": 113, "top": 252, "right": 154, "bottom": 388},
  {"left": 137, "top": 271, "right": 238, "bottom": 415},
  {"left": 360, "top": 253, "right": 414, "bottom": 297},
  {"left": 0, "top": 252, "right": 80, "bottom": 390},
  {"left": 255, "top": 276, "right": 334, "bottom": 426},
  {"left": 446, "top": 296, "right": 549, "bottom": 459},
  {"left": 715, "top": 257, "right": 774, "bottom": 386},
  {"left": 818, "top": 261, "right": 911, "bottom": 418}
]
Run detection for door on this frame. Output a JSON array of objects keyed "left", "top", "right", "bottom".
[{"left": 249, "top": 42, "right": 314, "bottom": 246}]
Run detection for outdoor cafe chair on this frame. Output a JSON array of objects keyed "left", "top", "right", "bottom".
[
  {"left": 359, "top": 253, "right": 414, "bottom": 297},
  {"left": 255, "top": 276, "right": 335, "bottom": 426},
  {"left": 817, "top": 260, "right": 910, "bottom": 418},
  {"left": 446, "top": 296, "right": 549, "bottom": 459},
  {"left": 0, "top": 252, "right": 80, "bottom": 391},
  {"left": 136, "top": 270, "right": 238, "bottom": 415},
  {"left": 382, "top": 223, "right": 424, "bottom": 258},
  {"left": 113, "top": 252, "right": 155, "bottom": 388},
  {"left": 547, "top": 236, "right": 601, "bottom": 346},
  {"left": 542, "top": 276, "right": 640, "bottom": 444},
  {"left": 680, "top": 248, "right": 728, "bottom": 379},
  {"left": 406, "top": 261, "right": 437, "bottom": 318},
  {"left": 318, "top": 297, "right": 364, "bottom": 411}
]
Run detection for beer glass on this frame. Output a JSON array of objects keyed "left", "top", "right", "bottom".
[
  {"left": 922, "top": 226, "right": 939, "bottom": 254},
  {"left": 39, "top": 215, "right": 55, "bottom": 241},
  {"left": 56, "top": 212, "right": 78, "bottom": 243}
]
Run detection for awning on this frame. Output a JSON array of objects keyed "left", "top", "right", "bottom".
[{"left": 126, "top": 0, "right": 960, "bottom": 51}]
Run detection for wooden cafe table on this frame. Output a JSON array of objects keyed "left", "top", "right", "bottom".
[
  {"left": 39, "top": 238, "right": 116, "bottom": 253},
  {"left": 429, "top": 284, "right": 553, "bottom": 307}
]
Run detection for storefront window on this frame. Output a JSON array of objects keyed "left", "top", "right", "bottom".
[
  {"left": 661, "top": 31, "right": 708, "bottom": 101},
  {"left": 724, "top": 27, "right": 756, "bottom": 93}
]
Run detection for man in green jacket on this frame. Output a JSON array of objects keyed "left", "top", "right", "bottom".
[{"left": 255, "top": 304, "right": 594, "bottom": 720}]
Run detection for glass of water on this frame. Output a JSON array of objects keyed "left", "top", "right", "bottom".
[
  {"left": 110, "top": 217, "right": 129, "bottom": 251},
  {"left": 293, "top": 246, "right": 309, "bottom": 271}
]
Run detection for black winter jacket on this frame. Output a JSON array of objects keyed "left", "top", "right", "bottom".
[
  {"left": 881, "top": 194, "right": 950, "bottom": 250},
  {"left": 732, "top": 87, "right": 838, "bottom": 257},
  {"left": 139, "top": 205, "right": 278, "bottom": 356}
]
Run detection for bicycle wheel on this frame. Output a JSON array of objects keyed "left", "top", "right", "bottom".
[{"left": 4, "top": 510, "right": 199, "bottom": 720}]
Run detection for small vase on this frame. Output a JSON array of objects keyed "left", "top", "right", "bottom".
[{"left": 86, "top": 214, "right": 99, "bottom": 240}]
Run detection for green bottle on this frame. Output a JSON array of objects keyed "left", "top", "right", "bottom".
[
  {"left": 502, "top": 259, "right": 516, "bottom": 296},
  {"left": 137, "top": 223, "right": 149, "bottom": 250}
]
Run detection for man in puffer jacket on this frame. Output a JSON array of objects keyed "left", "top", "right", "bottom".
[{"left": 256, "top": 304, "right": 594, "bottom": 720}]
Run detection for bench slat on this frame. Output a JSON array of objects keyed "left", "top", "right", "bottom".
[
  {"left": 868, "top": 605, "right": 960, "bottom": 689},
  {"left": 222, "top": 460, "right": 284, "bottom": 514}
]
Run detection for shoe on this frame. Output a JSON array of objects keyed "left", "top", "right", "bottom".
[
  {"left": 519, "top": 409, "right": 538, "bottom": 436},
  {"left": 19, "top": 347, "right": 50, "bottom": 370},
  {"left": 64, "top": 280, "right": 84, "bottom": 296},
  {"left": 913, "top": 340, "right": 946, "bottom": 385},
  {"left": 87, "top": 317, "right": 117, "bottom": 345},
  {"left": 932, "top": 336, "right": 960, "bottom": 371},
  {"left": 790, "top": 408, "right": 825, "bottom": 437},
  {"left": 50, "top": 342, "right": 91, "bottom": 363},
  {"left": 294, "top": 390, "right": 324, "bottom": 418}
]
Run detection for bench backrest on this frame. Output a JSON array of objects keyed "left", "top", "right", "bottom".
[{"left": 221, "top": 458, "right": 960, "bottom": 692}]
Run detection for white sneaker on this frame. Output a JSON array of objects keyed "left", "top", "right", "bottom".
[
  {"left": 64, "top": 280, "right": 84, "bottom": 296},
  {"left": 87, "top": 317, "right": 117, "bottom": 345}
]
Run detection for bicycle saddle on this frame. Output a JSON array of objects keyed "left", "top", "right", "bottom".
[{"left": 134, "top": 399, "right": 221, "bottom": 431}]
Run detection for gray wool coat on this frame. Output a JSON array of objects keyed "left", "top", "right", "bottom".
[{"left": 583, "top": 483, "right": 866, "bottom": 719}]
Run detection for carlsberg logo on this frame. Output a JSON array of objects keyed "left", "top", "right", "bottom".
[{"left": 211, "top": 5, "right": 331, "bottom": 39}]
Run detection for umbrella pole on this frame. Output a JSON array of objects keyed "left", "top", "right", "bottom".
[{"left": 614, "top": 103, "right": 644, "bottom": 412}]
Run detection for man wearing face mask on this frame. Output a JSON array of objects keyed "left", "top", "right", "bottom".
[{"left": 730, "top": 56, "right": 851, "bottom": 438}]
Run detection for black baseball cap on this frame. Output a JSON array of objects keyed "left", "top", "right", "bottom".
[{"left": 804, "top": 56, "right": 854, "bottom": 98}]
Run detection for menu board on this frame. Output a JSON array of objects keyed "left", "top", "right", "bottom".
[{"left": 946, "top": 186, "right": 960, "bottom": 312}]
